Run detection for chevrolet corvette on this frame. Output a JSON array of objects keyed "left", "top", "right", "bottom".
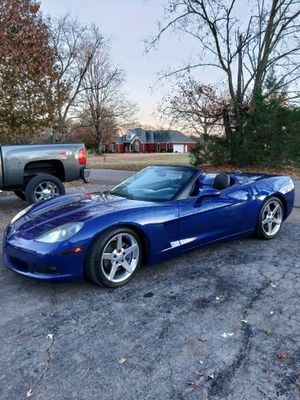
[{"left": 3, "top": 165, "right": 294, "bottom": 287}]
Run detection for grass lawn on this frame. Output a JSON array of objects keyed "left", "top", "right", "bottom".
[
  {"left": 88, "top": 152, "right": 191, "bottom": 171},
  {"left": 88, "top": 152, "right": 300, "bottom": 178}
]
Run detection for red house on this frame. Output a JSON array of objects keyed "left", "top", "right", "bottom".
[{"left": 108, "top": 128, "right": 196, "bottom": 153}]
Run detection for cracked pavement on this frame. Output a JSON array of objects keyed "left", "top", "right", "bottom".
[{"left": 0, "top": 185, "right": 299, "bottom": 400}]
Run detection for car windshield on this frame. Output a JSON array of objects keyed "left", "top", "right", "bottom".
[{"left": 110, "top": 166, "right": 195, "bottom": 202}]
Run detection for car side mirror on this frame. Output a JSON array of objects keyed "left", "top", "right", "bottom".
[{"left": 195, "top": 188, "right": 221, "bottom": 203}]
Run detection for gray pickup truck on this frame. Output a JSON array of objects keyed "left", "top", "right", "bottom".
[{"left": 0, "top": 143, "right": 90, "bottom": 203}]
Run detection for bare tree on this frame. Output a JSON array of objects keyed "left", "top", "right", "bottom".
[
  {"left": 148, "top": 0, "right": 300, "bottom": 157},
  {"left": 158, "top": 75, "right": 227, "bottom": 136},
  {"left": 78, "top": 38, "right": 137, "bottom": 153},
  {"left": 48, "top": 15, "right": 104, "bottom": 140}
]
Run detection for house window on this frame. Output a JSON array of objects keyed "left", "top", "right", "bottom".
[
  {"left": 135, "top": 141, "right": 140, "bottom": 152},
  {"left": 157, "top": 144, "right": 160, "bottom": 151}
]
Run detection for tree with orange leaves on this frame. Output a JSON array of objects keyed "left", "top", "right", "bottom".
[{"left": 0, "top": 0, "right": 65, "bottom": 141}]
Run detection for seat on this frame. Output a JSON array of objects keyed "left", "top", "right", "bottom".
[{"left": 212, "top": 173, "right": 231, "bottom": 190}]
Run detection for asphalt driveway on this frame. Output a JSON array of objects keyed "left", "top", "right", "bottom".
[{"left": 0, "top": 178, "right": 299, "bottom": 400}]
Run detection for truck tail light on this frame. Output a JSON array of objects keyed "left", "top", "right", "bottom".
[{"left": 78, "top": 148, "right": 87, "bottom": 165}]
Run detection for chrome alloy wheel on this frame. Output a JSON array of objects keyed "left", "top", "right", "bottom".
[
  {"left": 101, "top": 233, "right": 140, "bottom": 283},
  {"left": 34, "top": 181, "right": 59, "bottom": 201},
  {"left": 261, "top": 199, "right": 283, "bottom": 237}
]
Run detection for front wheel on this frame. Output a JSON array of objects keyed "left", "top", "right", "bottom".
[
  {"left": 86, "top": 228, "right": 142, "bottom": 288},
  {"left": 25, "top": 174, "right": 65, "bottom": 204},
  {"left": 256, "top": 197, "right": 284, "bottom": 240}
]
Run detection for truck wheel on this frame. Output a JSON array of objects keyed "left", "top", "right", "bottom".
[
  {"left": 13, "top": 190, "right": 26, "bottom": 201},
  {"left": 25, "top": 174, "right": 65, "bottom": 204}
]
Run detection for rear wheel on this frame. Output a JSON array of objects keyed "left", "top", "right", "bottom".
[
  {"left": 256, "top": 197, "right": 284, "bottom": 239},
  {"left": 25, "top": 174, "right": 65, "bottom": 204},
  {"left": 86, "top": 228, "right": 142, "bottom": 288},
  {"left": 13, "top": 190, "right": 26, "bottom": 201}
]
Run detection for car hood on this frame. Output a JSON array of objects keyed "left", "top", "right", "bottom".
[{"left": 10, "top": 192, "right": 152, "bottom": 240}]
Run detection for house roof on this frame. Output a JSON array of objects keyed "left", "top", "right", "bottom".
[
  {"left": 113, "top": 128, "right": 195, "bottom": 145},
  {"left": 153, "top": 130, "right": 196, "bottom": 143},
  {"left": 114, "top": 136, "right": 126, "bottom": 144}
]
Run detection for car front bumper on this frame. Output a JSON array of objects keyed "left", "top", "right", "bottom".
[{"left": 3, "top": 229, "right": 87, "bottom": 282}]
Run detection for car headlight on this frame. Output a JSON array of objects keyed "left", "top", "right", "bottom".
[
  {"left": 11, "top": 205, "right": 33, "bottom": 224},
  {"left": 36, "top": 222, "right": 84, "bottom": 243}
]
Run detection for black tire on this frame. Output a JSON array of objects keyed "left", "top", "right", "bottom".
[
  {"left": 25, "top": 174, "right": 65, "bottom": 204},
  {"left": 13, "top": 190, "right": 26, "bottom": 201},
  {"left": 256, "top": 196, "right": 284, "bottom": 240},
  {"left": 86, "top": 227, "right": 142, "bottom": 288}
]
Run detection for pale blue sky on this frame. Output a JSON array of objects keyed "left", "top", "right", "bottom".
[{"left": 41, "top": 0, "right": 204, "bottom": 126}]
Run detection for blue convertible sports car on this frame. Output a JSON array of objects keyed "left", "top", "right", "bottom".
[{"left": 3, "top": 165, "right": 294, "bottom": 287}]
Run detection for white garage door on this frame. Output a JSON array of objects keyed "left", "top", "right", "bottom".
[{"left": 173, "top": 144, "right": 185, "bottom": 153}]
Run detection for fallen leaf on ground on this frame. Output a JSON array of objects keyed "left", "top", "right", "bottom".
[
  {"left": 26, "top": 389, "right": 33, "bottom": 398},
  {"left": 47, "top": 334, "right": 54, "bottom": 340},
  {"left": 264, "top": 328, "right": 272, "bottom": 334},
  {"left": 118, "top": 357, "right": 127, "bottom": 364},
  {"left": 187, "top": 380, "right": 198, "bottom": 388},
  {"left": 276, "top": 351, "right": 289, "bottom": 361},
  {"left": 221, "top": 332, "right": 234, "bottom": 338},
  {"left": 195, "top": 369, "right": 206, "bottom": 376},
  {"left": 197, "top": 337, "right": 207, "bottom": 342}
]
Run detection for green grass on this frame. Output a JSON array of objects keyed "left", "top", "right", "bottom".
[{"left": 88, "top": 152, "right": 191, "bottom": 171}]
